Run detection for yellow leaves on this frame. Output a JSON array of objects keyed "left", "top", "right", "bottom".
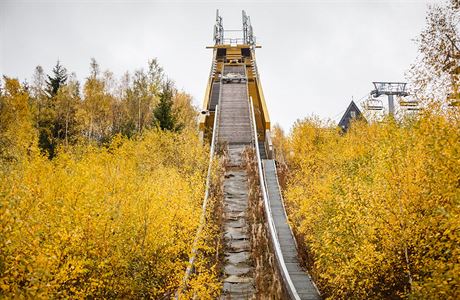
[
  {"left": 284, "top": 112, "right": 460, "bottom": 298},
  {"left": 173, "top": 92, "right": 199, "bottom": 130},
  {"left": 0, "top": 77, "right": 38, "bottom": 163},
  {"left": 0, "top": 129, "right": 215, "bottom": 298}
]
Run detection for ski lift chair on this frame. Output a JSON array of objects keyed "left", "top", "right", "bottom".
[
  {"left": 365, "top": 95, "right": 384, "bottom": 111},
  {"left": 399, "top": 96, "right": 420, "bottom": 110},
  {"left": 448, "top": 92, "right": 460, "bottom": 107}
]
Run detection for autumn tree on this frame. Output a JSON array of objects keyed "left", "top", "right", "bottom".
[
  {"left": 0, "top": 77, "right": 37, "bottom": 162},
  {"left": 33, "top": 61, "right": 83, "bottom": 157},
  {"left": 409, "top": 0, "right": 460, "bottom": 103},
  {"left": 30, "top": 66, "right": 47, "bottom": 126},
  {"left": 78, "top": 58, "right": 113, "bottom": 142},
  {"left": 146, "top": 58, "right": 164, "bottom": 96},
  {"left": 54, "top": 73, "right": 80, "bottom": 146},
  {"left": 271, "top": 123, "right": 288, "bottom": 163},
  {"left": 126, "top": 70, "right": 154, "bottom": 133},
  {"left": 110, "top": 72, "right": 131, "bottom": 136},
  {"left": 3, "top": 58, "right": 191, "bottom": 151},
  {"left": 122, "top": 59, "right": 164, "bottom": 136},
  {"left": 30, "top": 65, "right": 57, "bottom": 156},
  {"left": 30, "top": 61, "right": 72, "bottom": 157},
  {"left": 173, "top": 92, "right": 198, "bottom": 131}
]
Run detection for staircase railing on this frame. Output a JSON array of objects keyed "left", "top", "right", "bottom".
[{"left": 175, "top": 104, "right": 220, "bottom": 298}]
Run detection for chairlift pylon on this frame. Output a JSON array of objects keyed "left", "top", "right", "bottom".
[{"left": 369, "top": 82, "right": 409, "bottom": 116}]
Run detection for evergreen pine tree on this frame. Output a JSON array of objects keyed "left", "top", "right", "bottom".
[
  {"left": 46, "top": 60, "right": 68, "bottom": 98},
  {"left": 38, "top": 60, "right": 69, "bottom": 157},
  {"left": 153, "top": 80, "right": 182, "bottom": 131}
]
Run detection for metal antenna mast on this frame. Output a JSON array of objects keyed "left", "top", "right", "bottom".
[
  {"left": 370, "top": 82, "right": 409, "bottom": 116},
  {"left": 214, "top": 9, "right": 224, "bottom": 45},
  {"left": 242, "top": 10, "right": 255, "bottom": 46},
  {"left": 242, "top": 10, "right": 248, "bottom": 44}
]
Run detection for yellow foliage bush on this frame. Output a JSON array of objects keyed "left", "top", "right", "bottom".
[
  {"left": 0, "top": 129, "right": 220, "bottom": 298},
  {"left": 284, "top": 110, "right": 460, "bottom": 299},
  {"left": 0, "top": 77, "right": 37, "bottom": 162}
]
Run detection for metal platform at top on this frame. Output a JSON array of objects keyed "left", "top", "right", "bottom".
[{"left": 214, "top": 9, "right": 256, "bottom": 46}]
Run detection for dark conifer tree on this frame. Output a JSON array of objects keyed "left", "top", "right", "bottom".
[
  {"left": 38, "top": 61, "right": 68, "bottom": 158},
  {"left": 153, "top": 80, "right": 182, "bottom": 131},
  {"left": 46, "top": 61, "right": 68, "bottom": 98}
]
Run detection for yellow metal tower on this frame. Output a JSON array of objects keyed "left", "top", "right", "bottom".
[{"left": 198, "top": 10, "right": 271, "bottom": 145}]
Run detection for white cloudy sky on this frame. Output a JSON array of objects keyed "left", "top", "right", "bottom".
[{"left": 1, "top": 0, "right": 438, "bottom": 130}]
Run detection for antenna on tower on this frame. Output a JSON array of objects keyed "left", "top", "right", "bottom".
[
  {"left": 242, "top": 10, "right": 255, "bottom": 46},
  {"left": 214, "top": 9, "right": 224, "bottom": 45}
]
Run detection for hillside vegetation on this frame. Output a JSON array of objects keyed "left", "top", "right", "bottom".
[
  {"left": 277, "top": 1, "right": 460, "bottom": 298},
  {"left": 0, "top": 61, "right": 221, "bottom": 298},
  {"left": 282, "top": 110, "right": 459, "bottom": 299}
]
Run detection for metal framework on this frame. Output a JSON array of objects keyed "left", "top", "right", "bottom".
[
  {"left": 242, "top": 10, "right": 256, "bottom": 46},
  {"left": 369, "top": 82, "right": 411, "bottom": 115},
  {"left": 213, "top": 10, "right": 256, "bottom": 46},
  {"left": 213, "top": 10, "right": 224, "bottom": 45},
  {"left": 371, "top": 82, "right": 409, "bottom": 97}
]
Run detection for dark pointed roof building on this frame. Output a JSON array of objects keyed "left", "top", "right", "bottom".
[{"left": 338, "top": 101, "right": 366, "bottom": 132}]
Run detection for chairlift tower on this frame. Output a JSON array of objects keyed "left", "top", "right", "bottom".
[{"left": 370, "top": 82, "right": 409, "bottom": 116}]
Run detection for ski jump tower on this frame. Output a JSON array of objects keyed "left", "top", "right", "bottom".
[
  {"left": 187, "top": 11, "right": 321, "bottom": 299},
  {"left": 198, "top": 10, "right": 272, "bottom": 154}
]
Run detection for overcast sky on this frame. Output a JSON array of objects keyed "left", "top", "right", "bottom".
[{"left": 1, "top": 0, "right": 438, "bottom": 130}]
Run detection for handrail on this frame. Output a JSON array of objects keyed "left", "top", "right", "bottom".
[
  {"left": 249, "top": 98, "right": 301, "bottom": 300},
  {"left": 222, "top": 37, "right": 245, "bottom": 45},
  {"left": 176, "top": 104, "right": 220, "bottom": 299}
]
